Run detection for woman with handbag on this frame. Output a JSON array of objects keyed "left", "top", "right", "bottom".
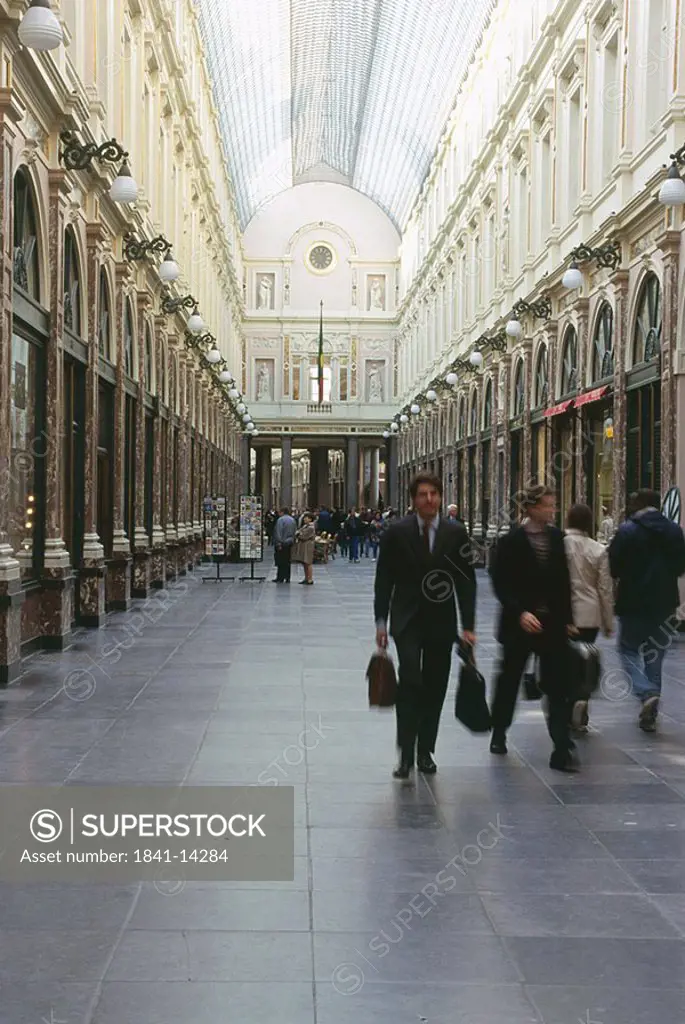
[
  {"left": 293, "top": 514, "right": 316, "bottom": 585},
  {"left": 564, "top": 503, "right": 614, "bottom": 732}
]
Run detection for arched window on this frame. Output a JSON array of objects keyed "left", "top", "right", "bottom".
[
  {"left": 144, "top": 322, "right": 154, "bottom": 393},
  {"left": 124, "top": 301, "right": 135, "bottom": 378},
  {"left": 469, "top": 391, "right": 478, "bottom": 436},
  {"left": 63, "top": 228, "right": 81, "bottom": 335},
  {"left": 592, "top": 303, "right": 614, "bottom": 380},
  {"left": 633, "top": 273, "right": 661, "bottom": 365},
  {"left": 98, "top": 270, "right": 111, "bottom": 360},
  {"left": 483, "top": 378, "right": 492, "bottom": 429},
  {"left": 13, "top": 168, "right": 40, "bottom": 301},
  {"left": 513, "top": 359, "right": 525, "bottom": 416},
  {"left": 560, "top": 327, "right": 578, "bottom": 394},
  {"left": 458, "top": 396, "right": 467, "bottom": 439},
  {"left": 535, "top": 345, "right": 549, "bottom": 407}
]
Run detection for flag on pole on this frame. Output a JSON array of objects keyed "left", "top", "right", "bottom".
[{"left": 318, "top": 299, "right": 324, "bottom": 404}]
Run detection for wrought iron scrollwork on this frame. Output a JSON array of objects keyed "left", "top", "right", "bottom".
[
  {"left": 570, "top": 241, "right": 621, "bottom": 271},
  {"left": 124, "top": 234, "right": 172, "bottom": 262},
  {"left": 512, "top": 295, "right": 552, "bottom": 321},
  {"left": 162, "top": 292, "right": 197, "bottom": 316},
  {"left": 59, "top": 130, "right": 129, "bottom": 172}
]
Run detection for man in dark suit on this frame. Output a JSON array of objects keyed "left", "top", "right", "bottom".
[
  {"left": 374, "top": 473, "right": 476, "bottom": 779},
  {"left": 489, "top": 485, "right": 577, "bottom": 771}
]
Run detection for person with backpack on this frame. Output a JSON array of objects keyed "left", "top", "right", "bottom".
[{"left": 609, "top": 489, "right": 685, "bottom": 732}]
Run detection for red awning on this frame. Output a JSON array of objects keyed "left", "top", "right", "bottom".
[
  {"left": 574, "top": 385, "right": 610, "bottom": 409},
  {"left": 543, "top": 400, "right": 573, "bottom": 418}
]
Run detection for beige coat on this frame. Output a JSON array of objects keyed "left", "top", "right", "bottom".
[
  {"left": 564, "top": 529, "right": 614, "bottom": 633},
  {"left": 292, "top": 523, "right": 316, "bottom": 565}
]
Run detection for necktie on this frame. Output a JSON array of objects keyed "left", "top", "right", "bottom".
[{"left": 422, "top": 521, "right": 431, "bottom": 554}]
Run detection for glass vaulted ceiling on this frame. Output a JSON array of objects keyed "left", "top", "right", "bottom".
[{"left": 196, "top": 0, "right": 496, "bottom": 232}]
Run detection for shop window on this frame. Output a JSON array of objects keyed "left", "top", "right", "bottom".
[
  {"left": 560, "top": 327, "right": 578, "bottom": 394},
  {"left": 483, "top": 379, "right": 492, "bottom": 429},
  {"left": 123, "top": 394, "right": 136, "bottom": 542},
  {"left": 512, "top": 359, "right": 525, "bottom": 416},
  {"left": 9, "top": 331, "right": 45, "bottom": 576},
  {"left": 469, "top": 392, "right": 478, "bottom": 436},
  {"left": 535, "top": 345, "right": 549, "bottom": 407},
  {"left": 458, "top": 397, "right": 467, "bottom": 440},
  {"left": 97, "top": 383, "right": 114, "bottom": 558},
  {"left": 592, "top": 303, "right": 614, "bottom": 380},
  {"left": 124, "top": 301, "right": 135, "bottom": 379},
  {"left": 13, "top": 168, "right": 40, "bottom": 301},
  {"left": 627, "top": 384, "right": 661, "bottom": 495},
  {"left": 632, "top": 273, "right": 661, "bottom": 365},
  {"left": 144, "top": 323, "right": 154, "bottom": 394},
  {"left": 63, "top": 228, "right": 81, "bottom": 335},
  {"left": 98, "top": 270, "right": 111, "bottom": 361}
]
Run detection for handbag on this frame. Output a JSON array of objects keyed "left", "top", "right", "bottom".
[
  {"left": 366, "top": 648, "right": 397, "bottom": 708},
  {"left": 454, "top": 642, "right": 491, "bottom": 733},
  {"left": 568, "top": 641, "right": 601, "bottom": 697}
]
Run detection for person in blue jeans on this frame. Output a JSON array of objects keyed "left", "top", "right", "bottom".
[
  {"left": 609, "top": 489, "right": 685, "bottom": 732},
  {"left": 346, "top": 509, "right": 363, "bottom": 562}
]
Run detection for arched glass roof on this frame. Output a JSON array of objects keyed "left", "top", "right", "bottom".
[{"left": 196, "top": 0, "right": 496, "bottom": 231}]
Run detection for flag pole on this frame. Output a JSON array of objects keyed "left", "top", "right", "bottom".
[{"left": 318, "top": 299, "right": 324, "bottom": 405}]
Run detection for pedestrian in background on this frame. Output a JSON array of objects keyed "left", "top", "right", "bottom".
[
  {"left": 564, "top": 503, "right": 614, "bottom": 732},
  {"left": 609, "top": 488, "right": 685, "bottom": 732}
]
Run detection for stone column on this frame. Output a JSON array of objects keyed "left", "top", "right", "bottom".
[
  {"left": 346, "top": 436, "right": 359, "bottom": 509},
  {"left": 164, "top": 347, "right": 179, "bottom": 580},
  {"left": 132, "top": 292, "right": 152, "bottom": 597},
  {"left": 255, "top": 446, "right": 272, "bottom": 501},
  {"left": 0, "top": 88, "right": 25, "bottom": 681},
  {"left": 240, "top": 435, "right": 251, "bottom": 494},
  {"left": 79, "top": 225, "right": 107, "bottom": 624},
  {"left": 359, "top": 445, "right": 367, "bottom": 506},
  {"left": 522, "top": 339, "right": 533, "bottom": 494},
  {"left": 281, "top": 437, "right": 292, "bottom": 507},
  {"left": 386, "top": 435, "right": 399, "bottom": 508},
  {"left": 499, "top": 355, "right": 512, "bottom": 527},
  {"left": 107, "top": 264, "right": 133, "bottom": 608},
  {"left": 611, "top": 271, "right": 630, "bottom": 514},
  {"left": 657, "top": 229, "right": 680, "bottom": 494},
  {"left": 149, "top": 316, "right": 168, "bottom": 588},
  {"left": 573, "top": 297, "right": 590, "bottom": 503},
  {"left": 40, "top": 170, "right": 73, "bottom": 647},
  {"left": 370, "top": 446, "right": 380, "bottom": 507}
]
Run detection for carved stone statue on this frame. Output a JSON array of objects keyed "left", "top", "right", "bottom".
[
  {"left": 256, "top": 363, "right": 271, "bottom": 401},
  {"left": 257, "top": 274, "right": 273, "bottom": 310},
  {"left": 368, "top": 365, "right": 383, "bottom": 402},
  {"left": 369, "top": 276, "right": 385, "bottom": 311}
]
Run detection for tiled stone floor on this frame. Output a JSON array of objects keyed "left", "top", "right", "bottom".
[{"left": 2, "top": 555, "right": 685, "bottom": 1023}]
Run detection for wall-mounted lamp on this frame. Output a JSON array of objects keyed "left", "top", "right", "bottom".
[
  {"left": 562, "top": 241, "right": 621, "bottom": 290},
  {"left": 659, "top": 142, "right": 685, "bottom": 206},
  {"left": 18, "top": 0, "right": 62, "bottom": 50},
  {"left": 124, "top": 234, "right": 179, "bottom": 283},
  {"left": 59, "top": 131, "right": 138, "bottom": 203}
]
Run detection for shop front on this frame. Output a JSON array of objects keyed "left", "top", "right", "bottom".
[
  {"left": 626, "top": 272, "right": 662, "bottom": 501},
  {"left": 579, "top": 386, "right": 614, "bottom": 540}
]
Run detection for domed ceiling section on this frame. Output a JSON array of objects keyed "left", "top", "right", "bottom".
[{"left": 196, "top": 0, "right": 496, "bottom": 232}]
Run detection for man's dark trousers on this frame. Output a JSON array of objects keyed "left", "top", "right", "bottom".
[
  {"left": 274, "top": 545, "right": 292, "bottom": 582},
  {"left": 492, "top": 624, "right": 572, "bottom": 753},
  {"left": 394, "top": 613, "right": 453, "bottom": 760}
]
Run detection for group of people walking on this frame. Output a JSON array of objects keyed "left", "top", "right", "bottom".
[{"left": 374, "top": 472, "right": 685, "bottom": 778}]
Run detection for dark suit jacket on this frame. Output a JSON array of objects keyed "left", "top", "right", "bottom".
[
  {"left": 373, "top": 515, "right": 476, "bottom": 642},
  {"left": 489, "top": 525, "right": 573, "bottom": 644}
]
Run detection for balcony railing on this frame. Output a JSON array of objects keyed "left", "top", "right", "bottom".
[{"left": 306, "top": 403, "right": 333, "bottom": 414}]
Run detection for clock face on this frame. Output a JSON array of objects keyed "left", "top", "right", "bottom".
[{"left": 308, "top": 244, "right": 334, "bottom": 272}]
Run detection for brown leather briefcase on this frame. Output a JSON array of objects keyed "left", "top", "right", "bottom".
[{"left": 366, "top": 649, "right": 398, "bottom": 708}]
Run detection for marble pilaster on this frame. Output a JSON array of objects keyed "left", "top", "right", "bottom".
[
  {"left": 611, "top": 271, "right": 630, "bottom": 514},
  {"left": 657, "top": 229, "right": 681, "bottom": 494},
  {"left": 132, "top": 291, "right": 153, "bottom": 598},
  {"left": 108, "top": 263, "right": 133, "bottom": 610},
  {"left": 41, "top": 169, "right": 74, "bottom": 648}
]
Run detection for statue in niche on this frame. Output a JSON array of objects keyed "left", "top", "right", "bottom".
[
  {"left": 368, "top": 275, "right": 386, "bottom": 311},
  {"left": 367, "top": 364, "right": 384, "bottom": 403},
  {"left": 256, "top": 362, "right": 272, "bottom": 401},
  {"left": 257, "top": 274, "right": 274, "bottom": 310}
]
